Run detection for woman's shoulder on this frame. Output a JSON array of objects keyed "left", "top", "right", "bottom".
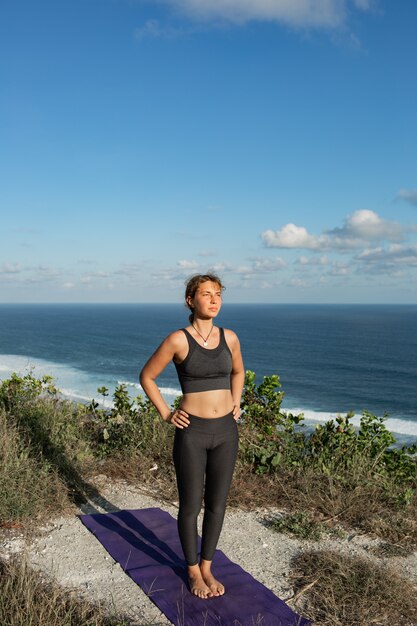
[
  {"left": 163, "top": 328, "right": 188, "bottom": 349},
  {"left": 222, "top": 327, "right": 240, "bottom": 347}
]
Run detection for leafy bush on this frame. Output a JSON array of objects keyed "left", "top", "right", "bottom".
[
  {"left": 306, "top": 411, "right": 417, "bottom": 504},
  {"left": 239, "top": 370, "right": 305, "bottom": 473},
  {"left": 85, "top": 383, "right": 173, "bottom": 460}
]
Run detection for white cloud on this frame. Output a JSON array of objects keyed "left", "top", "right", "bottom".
[
  {"left": 135, "top": 19, "right": 187, "bottom": 39},
  {"left": 0, "top": 263, "right": 22, "bottom": 274},
  {"left": 177, "top": 259, "right": 199, "bottom": 269},
  {"left": 114, "top": 263, "right": 143, "bottom": 277},
  {"left": 62, "top": 282, "right": 75, "bottom": 289},
  {"left": 250, "top": 257, "right": 287, "bottom": 271},
  {"left": 158, "top": 0, "right": 370, "bottom": 28},
  {"left": 329, "top": 262, "right": 351, "bottom": 276},
  {"left": 263, "top": 210, "right": 406, "bottom": 251},
  {"left": 288, "top": 277, "right": 308, "bottom": 288},
  {"left": 357, "top": 244, "right": 417, "bottom": 269},
  {"left": 397, "top": 188, "right": 417, "bottom": 207},
  {"left": 352, "top": 0, "right": 373, "bottom": 9},
  {"left": 159, "top": 0, "right": 378, "bottom": 28},
  {"left": 327, "top": 209, "right": 404, "bottom": 246},
  {"left": 296, "top": 255, "right": 329, "bottom": 265},
  {"left": 262, "top": 224, "right": 322, "bottom": 249}
]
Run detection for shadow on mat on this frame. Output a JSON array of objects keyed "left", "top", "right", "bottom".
[{"left": 85, "top": 511, "right": 189, "bottom": 586}]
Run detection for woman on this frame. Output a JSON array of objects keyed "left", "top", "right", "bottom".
[{"left": 139, "top": 273, "right": 244, "bottom": 600}]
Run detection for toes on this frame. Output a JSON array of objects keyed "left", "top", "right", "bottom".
[{"left": 191, "top": 585, "right": 212, "bottom": 599}]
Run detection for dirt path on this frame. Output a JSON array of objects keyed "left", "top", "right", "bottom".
[{"left": 1, "top": 476, "right": 416, "bottom": 625}]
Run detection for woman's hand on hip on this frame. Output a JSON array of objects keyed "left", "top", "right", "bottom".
[
  {"left": 232, "top": 404, "right": 241, "bottom": 421},
  {"left": 167, "top": 408, "right": 190, "bottom": 428}
]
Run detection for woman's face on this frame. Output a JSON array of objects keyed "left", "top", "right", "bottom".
[{"left": 189, "top": 281, "right": 222, "bottom": 319}]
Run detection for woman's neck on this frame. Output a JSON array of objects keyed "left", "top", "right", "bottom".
[{"left": 192, "top": 317, "right": 214, "bottom": 332}]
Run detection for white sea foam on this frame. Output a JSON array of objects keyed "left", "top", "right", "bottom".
[
  {"left": 285, "top": 407, "right": 417, "bottom": 439},
  {"left": 59, "top": 389, "right": 115, "bottom": 409},
  {"left": 0, "top": 354, "right": 109, "bottom": 405},
  {"left": 117, "top": 380, "right": 181, "bottom": 397},
  {"left": 117, "top": 380, "right": 142, "bottom": 390},
  {"left": 0, "top": 353, "right": 415, "bottom": 439}
]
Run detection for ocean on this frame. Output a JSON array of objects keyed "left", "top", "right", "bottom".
[{"left": 0, "top": 303, "right": 416, "bottom": 442}]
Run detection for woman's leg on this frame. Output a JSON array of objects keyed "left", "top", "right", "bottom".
[
  {"left": 198, "top": 414, "right": 238, "bottom": 596},
  {"left": 173, "top": 427, "right": 207, "bottom": 566},
  {"left": 200, "top": 419, "right": 239, "bottom": 561},
  {"left": 173, "top": 424, "right": 217, "bottom": 598}
]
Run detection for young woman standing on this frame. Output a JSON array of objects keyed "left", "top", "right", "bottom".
[{"left": 139, "top": 273, "right": 244, "bottom": 599}]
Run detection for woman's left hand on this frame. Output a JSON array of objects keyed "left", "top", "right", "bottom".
[{"left": 232, "top": 404, "right": 241, "bottom": 421}]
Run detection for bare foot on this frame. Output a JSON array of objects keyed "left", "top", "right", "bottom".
[
  {"left": 188, "top": 572, "right": 213, "bottom": 599},
  {"left": 200, "top": 571, "right": 225, "bottom": 596}
]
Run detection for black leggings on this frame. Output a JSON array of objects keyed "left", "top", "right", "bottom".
[{"left": 173, "top": 411, "right": 239, "bottom": 566}]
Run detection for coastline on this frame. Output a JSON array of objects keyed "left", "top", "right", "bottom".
[{"left": 1, "top": 352, "right": 417, "bottom": 445}]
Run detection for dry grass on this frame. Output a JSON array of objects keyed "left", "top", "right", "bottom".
[
  {"left": 0, "top": 408, "right": 69, "bottom": 525},
  {"left": 290, "top": 549, "right": 417, "bottom": 626},
  {"left": 227, "top": 465, "right": 417, "bottom": 551},
  {"left": 0, "top": 556, "right": 130, "bottom": 626}
]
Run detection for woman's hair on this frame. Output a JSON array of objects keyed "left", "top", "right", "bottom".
[{"left": 185, "top": 273, "right": 225, "bottom": 323}]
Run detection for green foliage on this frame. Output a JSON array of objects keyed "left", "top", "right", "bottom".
[
  {"left": 87, "top": 384, "right": 171, "bottom": 459},
  {"left": 239, "top": 370, "right": 305, "bottom": 473},
  {"left": 306, "top": 411, "right": 417, "bottom": 503},
  {"left": 0, "top": 373, "right": 92, "bottom": 467},
  {"left": 238, "top": 370, "right": 416, "bottom": 507},
  {"left": 0, "top": 368, "right": 415, "bottom": 547}
]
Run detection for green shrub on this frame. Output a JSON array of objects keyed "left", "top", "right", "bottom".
[
  {"left": 85, "top": 383, "right": 173, "bottom": 460},
  {"left": 239, "top": 370, "right": 306, "bottom": 473},
  {"left": 306, "top": 411, "right": 417, "bottom": 503}
]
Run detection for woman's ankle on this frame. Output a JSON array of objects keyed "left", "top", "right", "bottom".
[
  {"left": 199, "top": 558, "right": 212, "bottom": 572},
  {"left": 187, "top": 563, "right": 201, "bottom": 577}
]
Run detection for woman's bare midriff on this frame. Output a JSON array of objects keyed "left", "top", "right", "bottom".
[{"left": 180, "top": 389, "right": 234, "bottom": 419}]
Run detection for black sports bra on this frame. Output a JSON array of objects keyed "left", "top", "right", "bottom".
[{"left": 174, "top": 327, "right": 232, "bottom": 394}]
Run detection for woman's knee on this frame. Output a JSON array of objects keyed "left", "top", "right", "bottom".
[{"left": 179, "top": 501, "right": 202, "bottom": 520}]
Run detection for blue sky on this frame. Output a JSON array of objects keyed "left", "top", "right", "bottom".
[{"left": 1, "top": 0, "right": 417, "bottom": 303}]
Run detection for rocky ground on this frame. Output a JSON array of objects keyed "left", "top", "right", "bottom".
[{"left": 1, "top": 476, "right": 416, "bottom": 625}]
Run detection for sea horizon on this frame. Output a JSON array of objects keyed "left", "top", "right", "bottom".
[{"left": 1, "top": 303, "right": 416, "bottom": 444}]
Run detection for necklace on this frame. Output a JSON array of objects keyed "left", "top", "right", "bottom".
[{"left": 192, "top": 323, "right": 214, "bottom": 347}]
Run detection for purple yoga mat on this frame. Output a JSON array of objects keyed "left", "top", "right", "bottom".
[{"left": 80, "top": 507, "right": 311, "bottom": 626}]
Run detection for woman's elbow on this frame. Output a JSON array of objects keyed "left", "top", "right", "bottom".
[
  {"left": 139, "top": 368, "right": 148, "bottom": 386},
  {"left": 139, "top": 367, "right": 156, "bottom": 388}
]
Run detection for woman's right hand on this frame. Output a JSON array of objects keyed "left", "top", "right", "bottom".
[{"left": 167, "top": 408, "right": 190, "bottom": 428}]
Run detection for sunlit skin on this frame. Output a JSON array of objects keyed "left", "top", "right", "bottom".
[{"left": 140, "top": 281, "right": 245, "bottom": 599}]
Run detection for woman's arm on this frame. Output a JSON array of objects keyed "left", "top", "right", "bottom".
[
  {"left": 139, "top": 331, "right": 189, "bottom": 425},
  {"left": 225, "top": 330, "right": 245, "bottom": 420}
]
